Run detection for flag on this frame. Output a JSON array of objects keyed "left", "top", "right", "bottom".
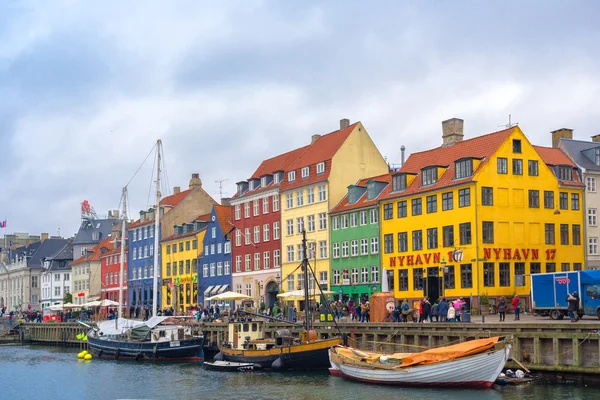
[{"left": 0, "top": 220, "right": 5, "bottom": 228}]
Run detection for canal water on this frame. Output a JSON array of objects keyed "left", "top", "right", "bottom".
[{"left": 1, "top": 345, "right": 599, "bottom": 400}]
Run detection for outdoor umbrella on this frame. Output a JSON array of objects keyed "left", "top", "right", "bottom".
[
  {"left": 205, "top": 291, "right": 252, "bottom": 301},
  {"left": 277, "top": 289, "right": 336, "bottom": 298}
]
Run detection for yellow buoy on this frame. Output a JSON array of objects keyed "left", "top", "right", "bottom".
[
  {"left": 84, "top": 354, "right": 92, "bottom": 361},
  {"left": 83, "top": 335, "right": 88, "bottom": 342},
  {"left": 77, "top": 352, "right": 84, "bottom": 359},
  {"left": 82, "top": 350, "right": 88, "bottom": 356}
]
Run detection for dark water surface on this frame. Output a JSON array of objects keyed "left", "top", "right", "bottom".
[{"left": 1, "top": 345, "right": 598, "bottom": 400}]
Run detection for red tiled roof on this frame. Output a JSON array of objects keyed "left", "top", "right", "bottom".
[
  {"left": 534, "top": 145, "right": 584, "bottom": 187},
  {"left": 250, "top": 146, "right": 311, "bottom": 180},
  {"left": 161, "top": 228, "right": 206, "bottom": 243},
  {"left": 280, "top": 123, "right": 358, "bottom": 192},
  {"left": 70, "top": 236, "right": 114, "bottom": 265},
  {"left": 128, "top": 218, "right": 154, "bottom": 229},
  {"left": 100, "top": 245, "right": 128, "bottom": 258},
  {"left": 214, "top": 205, "right": 233, "bottom": 235},
  {"left": 196, "top": 212, "right": 211, "bottom": 221},
  {"left": 161, "top": 188, "right": 194, "bottom": 207},
  {"left": 379, "top": 127, "right": 515, "bottom": 200},
  {"left": 330, "top": 174, "right": 392, "bottom": 214}
]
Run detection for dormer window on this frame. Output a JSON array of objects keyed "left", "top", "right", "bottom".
[
  {"left": 558, "top": 166, "right": 573, "bottom": 181},
  {"left": 455, "top": 159, "right": 473, "bottom": 179},
  {"left": 261, "top": 177, "right": 267, "bottom": 187},
  {"left": 274, "top": 173, "right": 280, "bottom": 184},
  {"left": 316, "top": 162, "right": 325, "bottom": 174},
  {"left": 288, "top": 171, "right": 296, "bottom": 182},
  {"left": 392, "top": 174, "right": 406, "bottom": 192},
  {"left": 92, "top": 232, "right": 100, "bottom": 241},
  {"left": 348, "top": 186, "right": 359, "bottom": 204},
  {"left": 249, "top": 180, "right": 255, "bottom": 190},
  {"left": 301, "top": 167, "right": 309, "bottom": 178},
  {"left": 513, "top": 139, "right": 522, "bottom": 154},
  {"left": 367, "top": 182, "right": 376, "bottom": 200},
  {"left": 422, "top": 167, "right": 437, "bottom": 186},
  {"left": 596, "top": 149, "right": 600, "bottom": 165},
  {"left": 237, "top": 183, "right": 243, "bottom": 195}
]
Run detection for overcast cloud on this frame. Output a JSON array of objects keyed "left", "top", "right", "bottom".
[{"left": 1, "top": 0, "right": 599, "bottom": 237}]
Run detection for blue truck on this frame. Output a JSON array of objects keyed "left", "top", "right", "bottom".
[{"left": 531, "top": 270, "right": 600, "bottom": 320}]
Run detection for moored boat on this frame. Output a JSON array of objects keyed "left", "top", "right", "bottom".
[
  {"left": 204, "top": 360, "right": 254, "bottom": 372},
  {"left": 329, "top": 336, "right": 511, "bottom": 388}
]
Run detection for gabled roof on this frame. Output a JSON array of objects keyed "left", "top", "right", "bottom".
[
  {"left": 27, "top": 239, "right": 69, "bottom": 269},
  {"left": 533, "top": 145, "right": 584, "bottom": 187},
  {"left": 45, "top": 242, "right": 74, "bottom": 262},
  {"left": 70, "top": 236, "right": 113, "bottom": 265},
  {"left": 380, "top": 127, "right": 515, "bottom": 200},
  {"left": 161, "top": 227, "right": 206, "bottom": 243},
  {"left": 250, "top": 146, "right": 311, "bottom": 180},
  {"left": 72, "top": 218, "right": 116, "bottom": 245},
  {"left": 160, "top": 188, "right": 194, "bottom": 207},
  {"left": 559, "top": 138, "right": 600, "bottom": 171},
  {"left": 330, "top": 174, "right": 392, "bottom": 214},
  {"left": 214, "top": 205, "right": 233, "bottom": 236},
  {"left": 280, "top": 122, "right": 358, "bottom": 192}
]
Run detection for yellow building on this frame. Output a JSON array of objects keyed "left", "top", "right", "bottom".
[
  {"left": 279, "top": 119, "right": 389, "bottom": 308},
  {"left": 161, "top": 220, "right": 207, "bottom": 312},
  {"left": 379, "top": 119, "right": 585, "bottom": 311}
]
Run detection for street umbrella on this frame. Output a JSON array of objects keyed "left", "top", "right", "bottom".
[
  {"left": 277, "top": 289, "right": 336, "bottom": 298},
  {"left": 206, "top": 291, "right": 252, "bottom": 301},
  {"left": 98, "top": 299, "right": 120, "bottom": 307}
]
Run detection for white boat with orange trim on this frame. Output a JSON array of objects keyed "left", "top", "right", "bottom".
[{"left": 329, "top": 336, "right": 511, "bottom": 388}]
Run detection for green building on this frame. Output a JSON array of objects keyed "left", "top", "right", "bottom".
[{"left": 329, "top": 175, "right": 390, "bottom": 303}]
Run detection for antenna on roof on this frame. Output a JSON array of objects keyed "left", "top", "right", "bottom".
[
  {"left": 215, "top": 179, "right": 228, "bottom": 203},
  {"left": 499, "top": 114, "right": 518, "bottom": 128}
]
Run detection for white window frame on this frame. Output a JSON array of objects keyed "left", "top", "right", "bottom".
[
  {"left": 307, "top": 215, "right": 315, "bottom": 232},
  {"left": 286, "top": 194, "right": 293, "bottom": 209},
  {"left": 274, "top": 250, "right": 281, "bottom": 267},
  {"left": 296, "top": 191, "right": 304, "bottom": 206},
  {"left": 332, "top": 216, "right": 339, "bottom": 230},
  {"left": 235, "top": 256, "right": 241, "bottom": 272},
  {"left": 244, "top": 202, "right": 250, "bottom": 218},
  {"left": 360, "top": 211, "right": 367, "bottom": 225},
  {"left": 297, "top": 217, "right": 304, "bottom": 233},
  {"left": 318, "top": 185, "right": 326, "bottom": 201},
  {"left": 245, "top": 254, "right": 251, "bottom": 271},
  {"left": 341, "top": 215, "right": 348, "bottom": 229},
  {"left": 371, "top": 266, "right": 379, "bottom": 283},
  {"left": 287, "top": 245, "right": 294, "bottom": 262},
  {"left": 288, "top": 171, "right": 296, "bottom": 182},
  {"left": 319, "top": 240, "right": 327, "bottom": 259},
  {"left": 589, "top": 237, "right": 599, "bottom": 255},
  {"left": 319, "top": 213, "right": 327, "bottom": 230},
  {"left": 370, "top": 237, "right": 379, "bottom": 254},
  {"left": 263, "top": 197, "right": 269, "bottom": 214},
  {"left": 286, "top": 219, "right": 294, "bottom": 236},
  {"left": 263, "top": 224, "right": 270, "bottom": 241},
  {"left": 301, "top": 166, "right": 309, "bottom": 178},
  {"left": 245, "top": 228, "right": 251, "bottom": 245},
  {"left": 264, "top": 251, "right": 270, "bottom": 269},
  {"left": 307, "top": 188, "right": 315, "bottom": 204},
  {"left": 235, "top": 204, "right": 241, "bottom": 220},
  {"left": 236, "top": 230, "right": 241, "bottom": 246},
  {"left": 589, "top": 208, "right": 597, "bottom": 226},
  {"left": 224, "top": 241, "right": 231, "bottom": 253},
  {"left": 350, "top": 240, "right": 358, "bottom": 256},
  {"left": 333, "top": 243, "right": 340, "bottom": 258},
  {"left": 587, "top": 176, "right": 597, "bottom": 193},
  {"left": 254, "top": 253, "right": 260, "bottom": 270},
  {"left": 317, "top": 162, "right": 325, "bottom": 174},
  {"left": 333, "top": 270, "right": 340, "bottom": 285},
  {"left": 361, "top": 267, "right": 369, "bottom": 283},
  {"left": 360, "top": 238, "right": 368, "bottom": 255},
  {"left": 273, "top": 222, "right": 280, "bottom": 240},
  {"left": 217, "top": 262, "right": 223, "bottom": 276},
  {"left": 350, "top": 213, "right": 357, "bottom": 227},
  {"left": 342, "top": 241, "right": 349, "bottom": 257},
  {"left": 253, "top": 200, "right": 259, "bottom": 216},
  {"left": 224, "top": 261, "right": 231, "bottom": 275},
  {"left": 272, "top": 195, "right": 279, "bottom": 211},
  {"left": 254, "top": 226, "right": 260, "bottom": 243}
]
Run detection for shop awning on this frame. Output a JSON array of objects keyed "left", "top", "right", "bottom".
[
  {"left": 217, "top": 285, "right": 229, "bottom": 294},
  {"left": 204, "top": 285, "right": 215, "bottom": 296},
  {"left": 210, "top": 285, "right": 223, "bottom": 296}
]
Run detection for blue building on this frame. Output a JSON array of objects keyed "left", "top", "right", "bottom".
[{"left": 198, "top": 205, "right": 233, "bottom": 306}]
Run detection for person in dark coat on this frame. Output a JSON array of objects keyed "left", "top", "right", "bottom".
[
  {"left": 431, "top": 301, "right": 440, "bottom": 322},
  {"left": 438, "top": 298, "right": 449, "bottom": 322},
  {"left": 498, "top": 296, "right": 507, "bottom": 322},
  {"left": 421, "top": 298, "right": 431, "bottom": 323},
  {"left": 567, "top": 292, "right": 580, "bottom": 322}
]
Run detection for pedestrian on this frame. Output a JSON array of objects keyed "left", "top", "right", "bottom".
[
  {"left": 360, "top": 301, "right": 368, "bottom": 323},
  {"left": 511, "top": 295, "right": 520, "bottom": 321},
  {"left": 215, "top": 304, "right": 221, "bottom": 320},
  {"left": 401, "top": 299, "right": 410, "bottom": 322},
  {"left": 447, "top": 303, "right": 456, "bottom": 322},
  {"left": 336, "top": 300, "right": 344, "bottom": 321},
  {"left": 438, "top": 298, "right": 448, "bottom": 322},
  {"left": 498, "top": 296, "right": 506, "bottom": 322},
  {"left": 421, "top": 298, "right": 431, "bottom": 323},
  {"left": 418, "top": 299, "right": 423, "bottom": 322},
  {"left": 567, "top": 292, "right": 580, "bottom": 322},
  {"left": 431, "top": 300, "right": 439, "bottom": 322},
  {"left": 144, "top": 306, "right": 149, "bottom": 321},
  {"left": 365, "top": 301, "right": 371, "bottom": 323}
]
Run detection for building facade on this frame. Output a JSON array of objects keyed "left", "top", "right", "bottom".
[
  {"left": 40, "top": 242, "right": 73, "bottom": 309},
  {"left": 279, "top": 119, "right": 389, "bottom": 308},
  {"left": 379, "top": 119, "right": 585, "bottom": 310},
  {"left": 128, "top": 210, "right": 159, "bottom": 311},
  {"left": 70, "top": 237, "right": 112, "bottom": 305},
  {"left": 558, "top": 129, "right": 600, "bottom": 270},
  {"left": 100, "top": 242, "right": 128, "bottom": 306},
  {"left": 230, "top": 147, "right": 307, "bottom": 308},
  {"left": 329, "top": 175, "right": 390, "bottom": 303},
  {"left": 198, "top": 206, "right": 233, "bottom": 306}
]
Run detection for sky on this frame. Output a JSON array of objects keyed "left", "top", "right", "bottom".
[{"left": 1, "top": 0, "right": 599, "bottom": 237}]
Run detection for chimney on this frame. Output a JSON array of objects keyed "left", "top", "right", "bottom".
[
  {"left": 340, "top": 118, "right": 350, "bottom": 130},
  {"left": 592, "top": 134, "right": 600, "bottom": 143},
  {"left": 41, "top": 233, "right": 48, "bottom": 242},
  {"left": 400, "top": 145, "right": 406, "bottom": 166},
  {"left": 140, "top": 210, "right": 146, "bottom": 222},
  {"left": 189, "top": 173, "right": 202, "bottom": 189},
  {"left": 311, "top": 134, "right": 321, "bottom": 144},
  {"left": 221, "top": 197, "right": 232, "bottom": 207},
  {"left": 551, "top": 128, "right": 573, "bottom": 148},
  {"left": 173, "top": 186, "right": 181, "bottom": 194},
  {"left": 113, "top": 210, "right": 119, "bottom": 220},
  {"left": 441, "top": 118, "right": 464, "bottom": 148}
]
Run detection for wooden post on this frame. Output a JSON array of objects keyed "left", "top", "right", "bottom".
[{"left": 553, "top": 337, "right": 561, "bottom": 366}]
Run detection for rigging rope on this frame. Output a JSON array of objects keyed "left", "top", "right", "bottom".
[{"left": 126, "top": 142, "right": 157, "bottom": 189}]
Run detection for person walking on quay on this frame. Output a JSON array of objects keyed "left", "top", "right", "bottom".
[
  {"left": 447, "top": 303, "right": 456, "bottom": 322},
  {"left": 420, "top": 298, "right": 431, "bottom": 323},
  {"left": 360, "top": 301, "right": 369, "bottom": 323},
  {"left": 336, "top": 300, "right": 344, "bottom": 321},
  {"left": 431, "top": 300, "right": 439, "bottom": 322},
  {"left": 438, "top": 298, "right": 448, "bottom": 322},
  {"left": 498, "top": 296, "right": 507, "bottom": 322},
  {"left": 129, "top": 306, "right": 135, "bottom": 318},
  {"left": 511, "top": 295, "right": 520, "bottom": 321},
  {"left": 400, "top": 299, "right": 410, "bottom": 322},
  {"left": 567, "top": 292, "right": 580, "bottom": 322}
]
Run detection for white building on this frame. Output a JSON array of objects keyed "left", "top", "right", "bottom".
[{"left": 40, "top": 243, "right": 73, "bottom": 309}]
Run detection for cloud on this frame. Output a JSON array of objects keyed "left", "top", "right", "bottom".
[{"left": 0, "top": 0, "right": 599, "bottom": 236}]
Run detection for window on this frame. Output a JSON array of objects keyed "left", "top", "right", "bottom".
[
  {"left": 546, "top": 263, "right": 556, "bottom": 273},
  {"left": 411, "top": 198, "right": 422, "bottom": 216},
  {"left": 301, "top": 166, "right": 309, "bottom": 178},
  {"left": 185, "top": 241, "right": 190, "bottom": 251},
  {"left": 245, "top": 254, "right": 251, "bottom": 270},
  {"left": 246, "top": 284, "right": 252, "bottom": 297},
  {"left": 210, "top": 244, "right": 215, "bottom": 254},
  {"left": 273, "top": 250, "right": 280, "bottom": 267},
  {"left": 286, "top": 194, "right": 293, "bottom": 209},
  {"left": 359, "top": 211, "right": 367, "bottom": 225},
  {"left": 459, "top": 223, "right": 471, "bottom": 245},
  {"left": 235, "top": 230, "right": 241, "bottom": 246},
  {"left": 319, "top": 241, "right": 327, "bottom": 259},
  {"left": 316, "top": 213, "right": 326, "bottom": 230},
  {"left": 370, "top": 209, "right": 378, "bottom": 224},
  {"left": 561, "top": 263, "right": 570, "bottom": 272},
  {"left": 193, "top": 259, "right": 198, "bottom": 273},
  {"left": 272, "top": 194, "right": 279, "bottom": 211},
  {"left": 263, "top": 224, "right": 270, "bottom": 241},
  {"left": 443, "top": 225, "right": 454, "bottom": 247},
  {"left": 458, "top": 188, "right": 470, "bottom": 207},
  {"left": 587, "top": 177, "right": 596, "bottom": 192},
  {"left": 342, "top": 241, "right": 349, "bottom": 257},
  {"left": 371, "top": 266, "right": 379, "bottom": 283},
  {"left": 317, "top": 162, "right": 325, "bottom": 174},
  {"left": 296, "top": 191, "right": 304, "bottom": 206},
  {"left": 442, "top": 192, "right": 453, "bottom": 210},
  {"left": 307, "top": 188, "right": 314, "bottom": 204},
  {"left": 422, "top": 167, "right": 437, "bottom": 186},
  {"left": 573, "top": 224, "right": 581, "bottom": 245},
  {"left": 244, "top": 202, "right": 250, "bottom": 218},
  {"left": 261, "top": 177, "right": 267, "bottom": 187},
  {"left": 426, "top": 195, "right": 437, "bottom": 213},
  {"left": 530, "top": 262, "right": 541, "bottom": 274},
  {"left": 512, "top": 159, "right": 523, "bottom": 175},
  {"left": 514, "top": 263, "right": 525, "bottom": 286},
  {"left": 559, "top": 166, "right": 573, "bottom": 181},
  {"left": 341, "top": 215, "right": 348, "bottom": 228},
  {"left": 528, "top": 160, "right": 538, "bottom": 176},
  {"left": 482, "top": 222, "right": 494, "bottom": 244},
  {"left": 413, "top": 268, "right": 424, "bottom": 290},
  {"left": 350, "top": 213, "right": 357, "bottom": 227},
  {"left": 392, "top": 174, "right": 407, "bottom": 192},
  {"left": 288, "top": 171, "right": 296, "bottom": 181},
  {"left": 351, "top": 268, "right": 359, "bottom": 284},
  {"left": 332, "top": 216, "right": 339, "bottom": 230},
  {"left": 572, "top": 193, "right": 580, "bottom": 210},
  {"left": 574, "top": 263, "right": 582, "bottom": 271},
  {"left": 443, "top": 265, "right": 455, "bottom": 289},
  {"left": 481, "top": 187, "right": 493, "bottom": 206},
  {"left": 483, "top": 263, "right": 495, "bottom": 287},
  {"left": 497, "top": 157, "right": 508, "bottom": 174},
  {"left": 251, "top": 200, "right": 258, "bottom": 216},
  {"left": 254, "top": 253, "right": 260, "bottom": 270},
  {"left": 528, "top": 190, "right": 539, "bottom": 208},
  {"left": 332, "top": 243, "right": 340, "bottom": 258},
  {"left": 264, "top": 252, "right": 270, "bottom": 269},
  {"left": 235, "top": 204, "right": 241, "bottom": 220},
  {"left": 360, "top": 238, "right": 368, "bottom": 255},
  {"left": 210, "top": 263, "right": 216, "bottom": 277},
  {"left": 545, "top": 223, "right": 555, "bottom": 245},
  {"left": 427, "top": 228, "right": 438, "bottom": 249},
  {"left": 186, "top": 260, "right": 191, "bottom": 274},
  {"left": 559, "top": 192, "right": 568, "bottom": 210},
  {"left": 286, "top": 219, "right": 294, "bottom": 236},
  {"left": 384, "top": 234, "right": 394, "bottom": 253},
  {"left": 398, "top": 270, "right": 408, "bottom": 291},
  {"left": 192, "top": 239, "right": 198, "bottom": 249},
  {"left": 544, "top": 191, "right": 554, "bottom": 209},
  {"left": 273, "top": 222, "right": 280, "bottom": 240},
  {"left": 370, "top": 237, "right": 379, "bottom": 254},
  {"left": 397, "top": 201, "right": 407, "bottom": 218},
  {"left": 224, "top": 261, "right": 230, "bottom": 275},
  {"left": 166, "top": 245, "right": 170, "bottom": 255},
  {"left": 263, "top": 197, "right": 269, "bottom": 214},
  {"left": 318, "top": 185, "right": 326, "bottom": 201},
  {"left": 274, "top": 173, "right": 281, "bottom": 184},
  {"left": 589, "top": 208, "right": 597, "bottom": 226},
  {"left": 455, "top": 159, "right": 473, "bottom": 179},
  {"left": 351, "top": 240, "right": 358, "bottom": 256},
  {"left": 499, "top": 263, "right": 510, "bottom": 287},
  {"left": 560, "top": 224, "right": 569, "bottom": 245},
  {"left": 133, "top": 248, "right": 137, "bottom": 259},
  {"left": 177, "top": 243, "right": 182, "bottom": 253},
  {"left": 412, "top": 230, "right": 423, "bottom": 251},
  {"left": 319, "top": 271, "right": 328, "bottom": 286},
  {"left": 589, "top": 238, "right": 598, "bottom": 255},
  {"left": 214, "top": 262, "right": 222, "bottom": 276},
  {"left": 296, "top": 217, "right": 304, "bottom": 233},
  {"left": 397, "top": 232, "right": 408, "bottom": 252},
  {"left": 361, "top": 267, "right": 369, "bottom": 283}
]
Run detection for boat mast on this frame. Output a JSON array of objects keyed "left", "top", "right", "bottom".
[
  {"left": 118, "top": 187, "right": 127, "bottom": 319},
  {"left": 153, "top": 140, "right": 162, "bottom": 317},
  {"left": 302, "top": 230, "right": 310, "bottom": 332}
]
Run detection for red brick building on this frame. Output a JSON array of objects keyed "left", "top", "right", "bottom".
[{"left": 100, "top": 241, "right": 128, "bottom": 308}]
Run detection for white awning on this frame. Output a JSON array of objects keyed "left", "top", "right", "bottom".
[
  {"left": 217, "top": 285, "right": 229, "bottom": 294},
  {"left": 204, "top": 285, "right": 215, "bottom": 295},
  {"left": 210, "top": 285, "right": 223, "bottom": 296}
]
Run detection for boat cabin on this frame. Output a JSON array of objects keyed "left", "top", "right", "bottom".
[
  {"left": 226, "top": 321, "right": 295, "bottom": 350},
  {"left": 149, "top": 325, "right": 194, "bottom": 343}
]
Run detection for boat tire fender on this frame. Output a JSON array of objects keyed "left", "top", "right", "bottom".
[
  {"left": 214, "top": 352, "right": 224, "bottom": 361},
  {"left": 271, "top": 357, "right": 284, "bottom": 370},
  {"left": 98, "top": 350, "right": 103, "bottom": 358},
  {"left": 115, "top": 348, "right": 120, "bottom": 360},
  {"left": 135, "top": 352, "right": 142, "bottom": 361}
]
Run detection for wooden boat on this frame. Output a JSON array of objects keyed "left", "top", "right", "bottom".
[
  {"left": 204, "top": 360, "right": 255, "bottom": 372},
  {"left": 214, "top": 231, "right": 343, "bottom": 370},
  {"left": 329, "top": 337, "right": 511, "bottom": 388}
]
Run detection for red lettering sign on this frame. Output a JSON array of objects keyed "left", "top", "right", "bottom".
[
  {"left": 407, "top": 255, "right": 414, "bottom": 266},
  {"left": 415, "top": 254, "right": 423, "bottom": 265},
  {"left": 398, "top": 255, "right": 405, "bottom": 266},
  {"left": 513, "top": 249, "right": 521, "bottom": 260},
  {"left": 389, "top": 257, "right": 396, "bottom": 267},
  {"left": 482, "top": 248, "right": 549, "bottom": 261},
  {"left": 484, "top": 248, "right": 491, "bottom": 260},
  {"left": 555, "top": 277, "right": 570, "bottom": 284},
  {"left": 433, "top": 253, "right": 440, "bottom": 263}
]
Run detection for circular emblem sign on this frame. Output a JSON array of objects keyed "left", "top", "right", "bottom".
[
  {"left": 386, "top": 302, "right": 395, "bottom": 313},
  {"left": 452, "top": 249, "right": 464, "bottom": 262}
]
